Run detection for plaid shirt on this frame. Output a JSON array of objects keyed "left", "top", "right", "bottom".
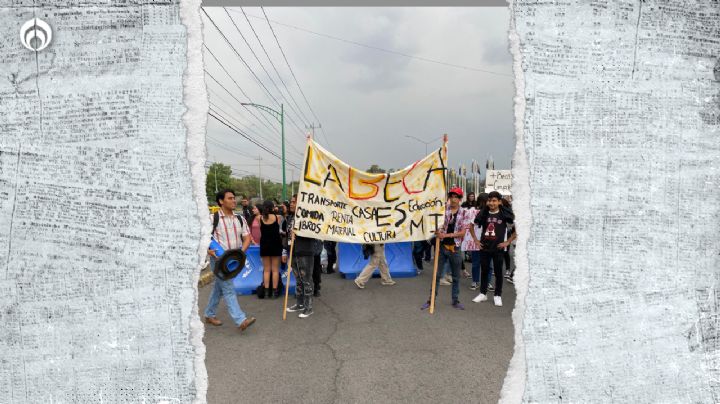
[
  {"left": 441, "top": 206, "right": 474, "bottom": 248},
  {"left": 211, "top": 210, "right": 249, "bottom": 251}
]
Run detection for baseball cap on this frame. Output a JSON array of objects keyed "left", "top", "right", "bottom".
[{"left": 448, "top": 187, "right": 464, "bottom": 198}]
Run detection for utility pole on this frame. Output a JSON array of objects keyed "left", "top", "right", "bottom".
[
  {"left": 214, "top": 164, "right": 218, "bottom": 193},
  {"left": 241, "top": 102, "right": 286, "bottom": 200},
  {"left": 256, "top": 156, "right": 263, "bottom": 200},
  {"left": 305, "top": 123, "right": 321, "bottom": 138},
  {"left": 290, "top": 169, "right": 295, "bottom": 198}
]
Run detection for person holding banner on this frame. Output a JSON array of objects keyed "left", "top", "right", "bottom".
[
  {"left": 285, "top": 195, "right": 323, "bottom": 318},
  {"left": 422, "top": 187, "right": 474, "bottom": 311},
  {"left": 204, "top": 189, "right": 256, "bottom": 332}
]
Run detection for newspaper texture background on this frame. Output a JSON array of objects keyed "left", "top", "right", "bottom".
[
  {"left": 503, "top": 1, "right": 720, "bottom": 402},
  {"left": 0, "top": 1, "right": 208, "bottom": 402}
]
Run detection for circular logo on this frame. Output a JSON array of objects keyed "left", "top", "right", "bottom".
[{"left": 20, "top": 18, "right": 52, "bottom": 52}]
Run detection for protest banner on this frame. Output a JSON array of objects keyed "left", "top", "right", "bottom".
[
  {"left": 293, "top": 138, "right": 448, "bottom": 244},
  {"left": 485, "top": 169, "right": 512, "bottom": 195}
]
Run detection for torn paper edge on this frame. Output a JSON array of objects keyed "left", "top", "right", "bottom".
[
  {"left": 180, "top": 0, "right": 210, "bottom": 402},
  {"left": 499, "top": 1, "right": 529, "bottom": 403}
]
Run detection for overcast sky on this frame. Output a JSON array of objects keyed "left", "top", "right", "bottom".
[{"left": 202, "top": 7, "right": 514, "bottom": 184}]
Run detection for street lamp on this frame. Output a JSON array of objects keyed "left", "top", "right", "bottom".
[
  {"left": 241, "top": 102, "right": 286, "bottom": 201},
  {"left": 405, "top": 135, "right": 443, "bottom": 155}
]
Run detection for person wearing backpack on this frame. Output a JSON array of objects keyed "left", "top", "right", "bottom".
[
  {"left": 203, "top": 189, "right": 256, "bottom": 332},
  {"left": 285, "top": 194, "right": 323, "bottom": 318}
]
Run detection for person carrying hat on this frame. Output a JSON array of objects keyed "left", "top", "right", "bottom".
[
  {"left": 421, "top": 187, "right": 474, "bottom": 310},
  {"left": 204, "top": 189, "right": 256, "bottom": 332}
]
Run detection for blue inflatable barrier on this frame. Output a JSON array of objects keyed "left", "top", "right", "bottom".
[
  {"left": 337, "top": 242, "right": 417, "bottom": 279},
  {"left": 232, "top": 245, "right": 296, "bottom": 295}
]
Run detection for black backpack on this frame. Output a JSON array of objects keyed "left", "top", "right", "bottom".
[{"left": 362, "top": 244, "right": 375, "bottom": 260}]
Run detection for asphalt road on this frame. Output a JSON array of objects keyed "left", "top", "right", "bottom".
[{"left": 199, "top": 266, "right": 516, "bottom": 404}]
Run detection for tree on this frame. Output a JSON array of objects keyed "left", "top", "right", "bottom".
[
  {"left": 206, "top": 163, "right": 233, "bottom": 203},
  {"left": 205, "top": 163, "right": 301, "bottom": 205},
  {"left": 366, "top": 164, "right": 386, "bottom": 174}
]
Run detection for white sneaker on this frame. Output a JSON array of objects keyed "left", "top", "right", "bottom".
[
  {"left": 439, "top": 279, "right": 451, "bottom": 286},
  {"left": 354, "top": 279, "right": 365, "bottom": 289},
  {"left": 494, "top": 296, "right": 503, "bottom": 306},
  {"left": 381, "top": 279, "right": 396, "bottom": 286},
  {"left": 472, "top": 293, "right": 488, "bottom": 303}
]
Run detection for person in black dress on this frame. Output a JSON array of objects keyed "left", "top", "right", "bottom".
[{"left": 259, "top": 200, "right": 283, "bottom": 298}]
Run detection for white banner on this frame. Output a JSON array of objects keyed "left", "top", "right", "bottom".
[
  {"left": 294, "top": 139, "right": 448, "bottom": 243},
  {"left": 485, "top": 169, "right": 512, "bottom": 195}
]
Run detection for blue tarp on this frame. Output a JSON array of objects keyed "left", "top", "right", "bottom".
[
  {"left": 337, "top": 242, "right": 417, "bottom": 279},
  {"left": 232, "top": 245, "right": 296, "bottom": 295}
]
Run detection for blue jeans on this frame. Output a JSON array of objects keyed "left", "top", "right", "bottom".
[
  {"left": 471, "top": 250, "right": 481, "bottom": 283},
  {"left": 204, "top": 258, "right": 247, "bottom": 326},
  {"left": 440, "top": 260, "right": 450, "bottom": 278},
  {"left": 432, "top": 246, "right": 462, "bottom": 302}
]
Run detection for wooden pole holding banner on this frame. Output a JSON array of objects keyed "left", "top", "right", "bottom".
[
  {"left": 429, "top": 134, "right": 448, "bottom": 314},
  {"left": 429, "top": 235, "right": 441, "bottom": 314},
  {"left": 282, "top": 232, "right": 297, "bottom": 321},
  {"left": 284, "top": 132, "right": 312, "bottom": 320}
]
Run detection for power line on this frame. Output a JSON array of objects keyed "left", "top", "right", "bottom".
[
  {"left": 207, "top": 89, "right": 305, "bottom": 158},
  {"left": 209, "top": 100, "right": 284, "bottom": 151},
  {"left": 203, "top": 8, "right": 308, "bottom": 142},
  {"left": 241, "top": 9, "right": 513, "bottom": 78},
  {"left": 260, "top": 7, "right": 332, "bottom": 147},
  {"left": 206, "top": 159, "right": 284, "bottom": 183},
  {"left": 223, "top": 7, "right": 312, "bottom": 133},
  {"left": 203, "top": 68, "right": 307, "bottom": 158},
  {"left": 210, "top": 107, "right": 300, "bottom": 168},
  {"left": 203, "top": 8, "right": 284, "bottom": 116},
  {"left": 209, "top": 109, "right": 302, "bottom": 170},
  {"left": 203, "top": 44, "right": 279, "bottom": 133},
  {"left": 207, "top": 135, "right": 256, "bottom": 158},
  {"left": 210, "top": 100, "right": 305, "bottom": 160},
  {"left": 238, "top": 6, "right": 313, "bottom": 126}
]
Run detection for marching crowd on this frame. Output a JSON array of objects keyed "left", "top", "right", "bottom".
[{"left": 202, "top": 187, "right": 516, "bottom": 332}]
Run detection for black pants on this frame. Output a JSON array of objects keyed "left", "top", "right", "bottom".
[
  {"left": 412, "top": 241, "right": 425, "bottom": 270},
  {"left": 479, "top": 251, "right": 505, "bottom": 296},
  {"left": 423, "top": 239, "right": 432, "bottom": 260},
  {"left": 504, "top": 248, "right": 512, "bottom": 275},
  {"left": 323, "top": 241, "right": 337, "bottom": 272},
  {"left": 313, "top": 253, "right": 322, "bottom": 289}
]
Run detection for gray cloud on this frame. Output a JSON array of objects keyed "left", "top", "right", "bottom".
[{"left": 204, "top": 7, "right": 515, "bottom": 183}]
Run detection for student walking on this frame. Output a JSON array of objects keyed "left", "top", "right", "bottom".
[
  {"left": 354, "top": 243, "right": 396, "bottom": 288},
  {"left": 204, "top": 189, "right": 256, "bottom": 332}
]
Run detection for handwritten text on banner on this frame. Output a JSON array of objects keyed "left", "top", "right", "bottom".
[
  {"left": 294, "top": 140, "right": 448, "bottom": 243},
  {"left": 485, "top": 169, "right": 513, "bottom": 195}
]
